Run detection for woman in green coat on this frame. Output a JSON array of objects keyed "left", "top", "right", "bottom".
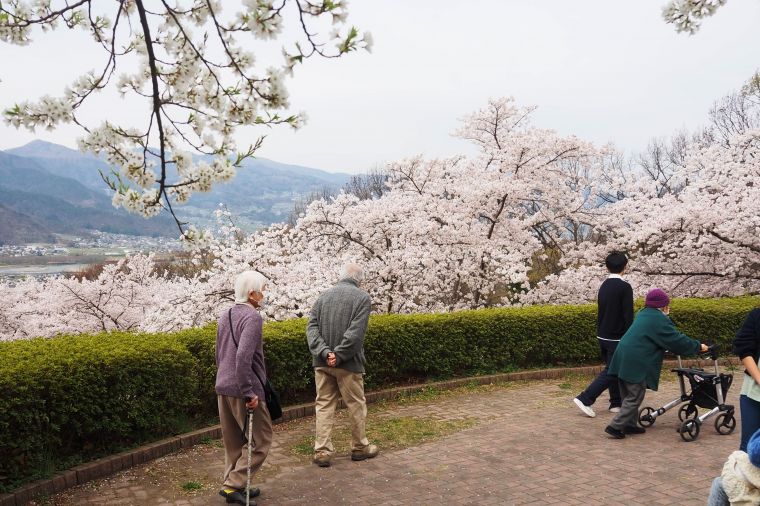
[{"left": 604, "top": 288, "right": 708, "bottom": 439}]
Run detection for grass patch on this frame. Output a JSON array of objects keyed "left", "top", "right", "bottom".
[
  {"left": 289, "top": 415, "right": 478, "bottom": 457},
  {"left": 369, "top": 416, "right": 478, "bottom": 450},
  {"left": 556, "top": 372, "right": 592, "bottom": 392},
  {"left": 370, "top": 380, "right": 516, "bottom": 412},
  {"left": 180, "top": 481, "right": 203, "bottom": 491},
  {"left": 199, "top": 436, "right": 223, "bottom": 448}
]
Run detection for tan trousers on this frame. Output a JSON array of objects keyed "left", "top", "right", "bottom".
[
  {"left": 217, "top": 395, "right": 273, "bottom": 489},
  {"left": 314, "top": 367, "right": 370, "bottom": 455}
]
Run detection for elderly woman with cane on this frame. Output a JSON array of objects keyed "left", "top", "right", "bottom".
[{"left": 216, "top": 271, "right": 272, "bottom": 505}]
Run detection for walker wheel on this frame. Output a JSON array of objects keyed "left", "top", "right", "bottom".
[
  {"left": 678, "top": 404, "right": 698, "bottom": 421},
  {"left": 715, "top": 413, "right": 736, "bottom": 435},
  {"left": 638, "top": 406, "right": 656, "bottom": 427},
  {"left": 679, "top": 419, "right": 701, "bottom": 442}
]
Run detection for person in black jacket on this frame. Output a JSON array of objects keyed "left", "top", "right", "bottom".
[
  {"left": 733, "top": 306, "right": 760, "bottom": 451},
  {"left": 573, "top": 252, "right": 634, "bottom": 418}
]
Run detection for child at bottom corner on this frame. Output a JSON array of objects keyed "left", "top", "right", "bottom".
[{"left": 708, "top": 428, "right": 760, "bottom": 506}]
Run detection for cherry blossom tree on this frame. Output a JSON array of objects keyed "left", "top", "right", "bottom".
[
  {"left": 209, "top": 97, "right": 614, "bottom": 316},
  {"left": 0, "top": 0, "right": 370, "bottom": 235},
  {"left": 0, "top": 254, "right": 170, "bottom": 340},
  {"left": 527, "top": 131, "right": 760, "bottom": 303}
]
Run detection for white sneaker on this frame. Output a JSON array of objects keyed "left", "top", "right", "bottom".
[
  {"left": 573, "top": 398, "right": 596, "bottom": 418},
  {"left": 609, "top": 406, "right": 621, "bottom": 413}
]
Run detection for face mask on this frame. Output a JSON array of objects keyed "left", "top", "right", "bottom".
[{"left": 249, "top": 291, "right": 265, "bottom": 308}]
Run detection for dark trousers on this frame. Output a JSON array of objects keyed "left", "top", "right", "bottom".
[
  {"left": 740, "top": 394, "right": 760, "bottom": 451},
  {"left": 609, "top": 380, "right": 646, "bottom": 431},
  {"left": 576, "top": 339, "right": 621, "bottom": 408}
]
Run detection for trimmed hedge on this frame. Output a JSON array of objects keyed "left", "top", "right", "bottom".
[
  {"left": 1, "top": 295, "right": 757, "bottom": 490},
  {"left": 0, "top": 333, "right": 198, "bottom": 491}
]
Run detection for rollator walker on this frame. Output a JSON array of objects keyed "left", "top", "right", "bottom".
[{"left": 637, "top": 344, "right": 736, "bottom": 442}]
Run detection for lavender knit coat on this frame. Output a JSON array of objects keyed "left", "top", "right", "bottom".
[{"left": 215, "top": 303, "right": 266, "bottom": 402}]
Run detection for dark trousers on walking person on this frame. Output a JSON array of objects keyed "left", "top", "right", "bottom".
[
  {"left": 576, "top": 339, "right": 622, "bottom": 409},
  {"left": 740, "top": 395, "right": 760, "bottom": 451},
  {"left": 608, "top": 380, "right": 646, "bottom": 431}
]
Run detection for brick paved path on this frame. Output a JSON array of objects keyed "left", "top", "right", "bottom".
[{"left": 49, "top": 371, "right": 741, "bottom": 505}]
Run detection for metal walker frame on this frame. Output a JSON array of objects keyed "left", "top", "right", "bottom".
[{"left": 637, "top": 347, "right": 735, "bottom": 442}]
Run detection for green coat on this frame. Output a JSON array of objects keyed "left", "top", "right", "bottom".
[{"left": 608, "top": 307, "right": 701, "bottom": 391}]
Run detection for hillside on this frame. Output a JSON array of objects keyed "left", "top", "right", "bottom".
[{"left": 0, "top": 205, "right": 56, "bottom": 245}]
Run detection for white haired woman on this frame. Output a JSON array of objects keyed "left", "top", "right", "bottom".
[{"left": 216, "top": 271, "right": 272, "bottom": 505}]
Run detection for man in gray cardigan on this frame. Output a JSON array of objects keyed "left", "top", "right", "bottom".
[{"left": 307, "top": 263, "right": 378, "bottom": 467}]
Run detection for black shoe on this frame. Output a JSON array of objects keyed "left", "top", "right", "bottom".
[
  {"left": 605, "top": 425, "right": 625, "bottom": 439},
  {"left": 624, "top": 425, "right": 646, "bottom": 435},
  {"left": 219, "top": 488, "right": 256, "bottom": 505}
]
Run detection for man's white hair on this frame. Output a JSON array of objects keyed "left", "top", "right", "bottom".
[
  {"left": 234, "top": 270, "right": 267, "bottom": 303},
  {"left": 340, "top": 263, "right": 364, "bottom": 283}
]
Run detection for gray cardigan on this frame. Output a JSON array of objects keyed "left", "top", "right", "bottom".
[
  {"left": 307, "top": 279, "right": 371, "bottom": 373},
  {"left": 215, "top": 303, "right": 266, "bottom": 401}
]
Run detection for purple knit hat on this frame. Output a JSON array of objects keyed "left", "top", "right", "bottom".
[{"left": 645, "top": 288, "right": 670, "bottom": 308}]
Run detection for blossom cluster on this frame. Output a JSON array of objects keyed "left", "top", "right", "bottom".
[{"left": 662, "top": 0, "right": 728, "bottom": 34}]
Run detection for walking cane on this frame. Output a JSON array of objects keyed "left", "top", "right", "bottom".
[{"left": 246, "top": 408, "right": 254, "bottom": 506}]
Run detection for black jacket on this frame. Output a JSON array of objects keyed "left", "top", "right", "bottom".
[
  {"left": 733, "top": 308, "right": 760, "bottom": 361},
  {"left": 596, "top": 277, "right": 634, "bottom": 340}
]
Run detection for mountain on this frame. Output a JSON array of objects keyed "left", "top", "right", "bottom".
[
  {"left": 0, "top": 141, "right": 353, "bottom": 244},
  {"left": 6, "top": 140, "right": 89, "bottom": 159},
  {"left": 0, "top": 150, "right": 177, "bottom": 243},
  {"left": 5, "top": 140, "right": 351, "bottom": 195},
  {"left": 5, "top": 141, "right": 114, "bottom": 194},
  {"left": 0, "top": 151, "right": 110, "bottom": 208}
]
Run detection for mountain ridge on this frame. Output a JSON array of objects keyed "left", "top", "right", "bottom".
[{"left": 0, "top": 141, "right": 352, "bottom": 244}]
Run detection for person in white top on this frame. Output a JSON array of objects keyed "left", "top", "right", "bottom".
[{"left": 573, "top": 252, "right": 634, "bottom": 418}]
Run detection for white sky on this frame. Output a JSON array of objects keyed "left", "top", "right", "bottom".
[{"left": 1, "top": 1, "right": 760, "bottom": 174}]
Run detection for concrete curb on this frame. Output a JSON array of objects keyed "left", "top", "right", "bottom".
[{"left": 3, "top": 361, "right": 688, "bottom": 505}]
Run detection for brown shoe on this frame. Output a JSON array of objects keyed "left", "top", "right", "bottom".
[
  {"left": 313, "top": 452, "right": 332, "bottom": 467},
  {"left": 351, "top": 444, "right": 379, "bottom": 461}
]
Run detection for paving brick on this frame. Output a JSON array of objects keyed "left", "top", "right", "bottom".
[
  {"left": 11, "top": 482, "right": 38, "bottom": 506},
  {"left": 178, "top": 426, "right": 219, "bottom": 449},
  {"left": 72, "top": 460, "right": 110, "bottom": 485},
  {"left": 50, "top": 473, "right": 68, "bottom": 494},
  {"left": 143, "top": 438, "right": 181, "bottom": 460}
]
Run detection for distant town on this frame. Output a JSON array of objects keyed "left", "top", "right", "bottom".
[
  {"left": 0, "top": 231, "right": 179, "bottom": 257},
  {"left": 0, "top": 231, "right": 180, "bottom": 280}
]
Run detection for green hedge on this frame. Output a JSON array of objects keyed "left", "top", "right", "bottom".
[
  {"left": 1, "top": 295, "right": 757, "bottom": 490},
  {"left": 0, "top": 333, "right": 199, "bottom": 491}
]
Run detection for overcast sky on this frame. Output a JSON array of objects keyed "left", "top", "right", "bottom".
[{"left": 1, "top": 1, "right": 760, "bottom": 174}]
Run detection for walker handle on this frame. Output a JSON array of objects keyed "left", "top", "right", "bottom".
[{"left": 706, "top": 343, "right": 719, "bottom": 361}]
